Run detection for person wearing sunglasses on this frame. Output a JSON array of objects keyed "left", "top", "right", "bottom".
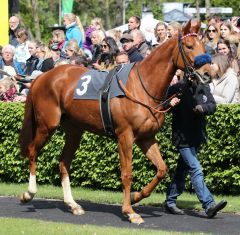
[
  {"left": 204, "top": 24, "right": 220, "bottom": 56},
  {"left": 92, "top": 36, "right": 119, "bottom": 71}
]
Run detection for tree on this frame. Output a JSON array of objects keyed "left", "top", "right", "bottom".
[{"left": 31, "top": 0, "right": 41, "bottom": 40}]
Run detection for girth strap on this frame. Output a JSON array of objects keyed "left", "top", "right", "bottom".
[{"left": 99, "top": 65, "right": 123, "bottom": 139}]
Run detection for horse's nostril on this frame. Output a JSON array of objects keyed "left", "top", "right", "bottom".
[{"left": 203, "top": 73, "right": 211, "bottom": 83}]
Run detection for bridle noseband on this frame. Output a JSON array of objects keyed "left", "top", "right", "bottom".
[{"left": 177, "top": 32, "right": 198, "bottom": 78}]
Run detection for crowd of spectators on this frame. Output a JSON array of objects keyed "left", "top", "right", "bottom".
[{"left": 0, "top": 13, "right": 239, "bottom": 103}]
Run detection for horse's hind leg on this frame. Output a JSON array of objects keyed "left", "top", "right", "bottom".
[
  {"left": 20, "top": 105, "right": 61, "bottom": 203},
  {"left": 131, "top": 138, "right": 168, "bottom": 204},
  {"left": 60, "top": 122, "right": 84, "bottom": 215},
  {"left": 20, "top": 125, "right": 57, "bottom": 203}
]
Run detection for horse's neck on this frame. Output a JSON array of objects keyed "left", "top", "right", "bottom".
[{"left": 139, "top": 39, "right": 178, "bottom": 100}]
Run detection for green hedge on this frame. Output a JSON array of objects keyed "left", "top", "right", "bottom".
[{"left": 0, "top": 102, "right": 239, "bottom": 195}]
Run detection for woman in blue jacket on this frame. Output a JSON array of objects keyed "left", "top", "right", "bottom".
[{"left": 63, "top": 13, "right": 85, "bottom": 50}]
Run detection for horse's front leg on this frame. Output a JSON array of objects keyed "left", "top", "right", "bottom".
[
  {"left": 118, "top": 132, "right": 144, "bottom": 224},
  {"left": 131, "top": 138, "right": 168, "bottom": 204}
]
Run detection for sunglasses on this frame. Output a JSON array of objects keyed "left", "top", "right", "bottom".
[
  {"left": 208, "top": 29, "right": 216, "bottom": 33},
  {"left": 101, "top": 44, "right": 108, "bottom": 49}
]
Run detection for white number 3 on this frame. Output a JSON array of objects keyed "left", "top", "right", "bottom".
[{"left": 76, "top": 75, "right": 91, "bottom": 96}]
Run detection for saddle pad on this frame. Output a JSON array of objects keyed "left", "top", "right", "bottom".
[{"left": 73, "top": 63, "right": 135, "bottom": 100}]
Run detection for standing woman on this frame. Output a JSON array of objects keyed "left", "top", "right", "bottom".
[
  {"left": 219, "top": 21, "right": 239, "bottom": 53},
  {"left": 217, "top": 39, "right": 239, "bottom": 76},
  {"left": 91, "top": 29, "right": 105, "bottom": 63},
  {"left": 63, "top": 13, "right": 85, "bottom": 49},
  {"left": 154, "top": 21, "right": 168, "bottom": 46},
  {"left": 204, "top": 24, "right": 220, "bottom": 55},
  {"left": 35, "top": 44, "right": 54, "bottom": 72},
  {"left": 210, "top": 53, "right": 239, "bottom": 104},
  {"left": 14, "top": 28, "right": 31, "bottom": 64},
  {"left": 83, "top": 17, "right": 105, "bottom": 51},
  {"left": 219, "top": 21, "right": 233, "bottom": 40},
  {"left": 65, "top": 39, "right": 86, "bottom": 61}
]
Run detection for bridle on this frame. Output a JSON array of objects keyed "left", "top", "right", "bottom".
[
  {"left": 176, "top": 32, "right": 197, "bottom": 78},
  {"left": 176, "top": 32, "right": 211, "bottom": 84},
  {"left": 118, "top": 32, "right": 209, "bottom": 114}
]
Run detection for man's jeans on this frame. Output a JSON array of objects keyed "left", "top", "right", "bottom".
[{"left": 166, "top": 147, "right": 215, "bottom": 210}]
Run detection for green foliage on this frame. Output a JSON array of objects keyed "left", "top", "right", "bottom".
[
  {"left": 0, "top": 102, "right": 239, "bottom": 195},
  {"left": 17, "top": 0, "right": 239, "bottom": 43}
]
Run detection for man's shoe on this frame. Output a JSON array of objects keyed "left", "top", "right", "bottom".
[
  {"left": 165, "top": 204, "right": 185, "bottom": 215},
  {"left": 206, "top": 200, "right": 227, "bottom": 218}
]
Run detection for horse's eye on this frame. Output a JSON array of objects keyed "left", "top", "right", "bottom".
[{"left": 186, "top": 45, "right": 193, "bottom": 50}]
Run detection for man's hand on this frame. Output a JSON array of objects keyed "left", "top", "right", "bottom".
[
  {"left": 169, "top": 97, "right": 181, "bottom": 107},
  {"left": 193, "top": 105, "right": 204, "bottom": 113}
]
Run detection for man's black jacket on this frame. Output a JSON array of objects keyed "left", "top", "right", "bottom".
[{"left": 166, "top": 79, "right": 216, "bottom": 148}]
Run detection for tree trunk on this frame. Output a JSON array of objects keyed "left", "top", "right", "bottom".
[
  {"left": 115, "top": 0, "right": 123, "bottom": 27},
  {"left": 196, "top": 0, "right": 200, "bottom": 21},
  {"left": 31, "top": 0, "right": 41, "bottom": 40},
  {"left": 205, "top": 0, "right": 210, "bottom": 20},
  {"left": 105, "top": 0, "right": 111, "bottom": 30}
]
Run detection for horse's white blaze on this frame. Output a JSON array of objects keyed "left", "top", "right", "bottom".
[{"left": 28, "top": 173, "right": 37, "bottom": 194}]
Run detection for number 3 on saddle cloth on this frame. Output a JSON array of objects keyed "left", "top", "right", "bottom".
[{"left": 73, "top": 63, "right": 135, "bottom": 138}]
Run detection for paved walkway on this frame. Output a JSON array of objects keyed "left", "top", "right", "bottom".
[{"left": 0, "top": 196, "right": 239, "bottom": 234}]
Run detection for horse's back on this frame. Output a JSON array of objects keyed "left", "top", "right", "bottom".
[{"left": 30, "top": 65, "right": 104, "bottom": 133}]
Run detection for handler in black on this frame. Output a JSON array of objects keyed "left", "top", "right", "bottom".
[{"left": 164, "top": 54, "right": 227, "bottom": 218}]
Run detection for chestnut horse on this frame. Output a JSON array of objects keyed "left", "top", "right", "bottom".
[{"left": 19, "top": 20, "right": 213, "bottom": 224}]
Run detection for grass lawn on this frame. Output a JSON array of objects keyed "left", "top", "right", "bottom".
[{"left": 0, "top": 217, "right": 207, "bottom": 235}]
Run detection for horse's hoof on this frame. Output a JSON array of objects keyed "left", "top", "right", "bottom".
[
  {"left": 127, "top": 213, "right": 144, "bottom": 224},
  {"left": 20, "top": 191, "right": 34, "bottom": 203},
  {"left": 72, "top": 205, "right": 85, "bottom": 215}
]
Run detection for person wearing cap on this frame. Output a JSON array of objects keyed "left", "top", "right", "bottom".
[
  {"left": 163, "top": 53, "right": 227, "bottom": 218},
  {"left": 120, "top": 33, "right": 143, "bottom": 63}
]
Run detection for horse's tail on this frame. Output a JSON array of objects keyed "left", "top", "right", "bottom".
[{"left": 19, "top": 90, "right": 36, "bottom": 157}]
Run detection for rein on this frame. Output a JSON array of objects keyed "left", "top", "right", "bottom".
[
  {"left": 118, "top": 33, "right": 198, "bottom": 114},
  {"left": 118, "top": 79, "right": 175, "bottom": 114},
  {"left": 136, "top": 64, "right": 163, "bottom": 103}
]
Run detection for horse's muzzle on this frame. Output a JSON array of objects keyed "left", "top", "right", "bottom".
[{"left": 191, "top": 71, "right": 211, "bottom": 84}]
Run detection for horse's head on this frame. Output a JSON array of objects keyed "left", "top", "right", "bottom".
[{"left": 174, "top": 19, "right": 214, "bottom": 84}]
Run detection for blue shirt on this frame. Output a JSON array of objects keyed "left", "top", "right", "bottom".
[{"left": 63, "top": 23, "right": 83, "bottom": 49}]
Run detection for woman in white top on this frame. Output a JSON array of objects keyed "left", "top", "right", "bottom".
[
  {"left": 14, "top": 28, "right": 31, "bottom": 64},
  {"left": 210, "top": 53, "right": 239, "bottom": 104}
]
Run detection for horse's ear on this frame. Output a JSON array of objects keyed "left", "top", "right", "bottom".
[
  {"left": 190, "top": 19, "right": 201, "bottom": 33},
  {"left": 182, "top": 20, "right": 192, "bottom": 35},
  {"left": 182, "top": 19, "right": 201, "bottom": 35}
]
